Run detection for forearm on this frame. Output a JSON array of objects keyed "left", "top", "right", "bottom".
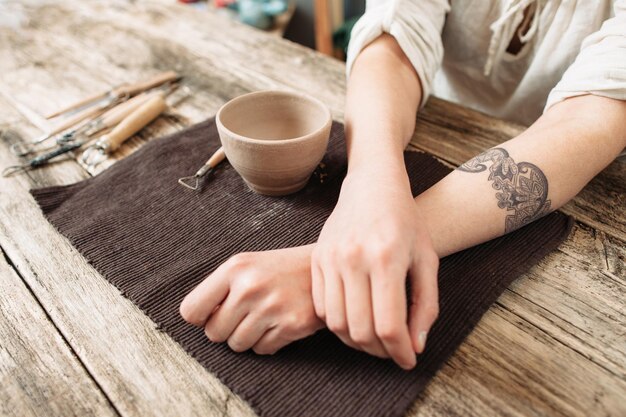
[
  {"left": 345, "top": 33, "right": 422, "bottom": 179},
  {"left": 416, "top": 95, "right": 626, "bottom": 258}
]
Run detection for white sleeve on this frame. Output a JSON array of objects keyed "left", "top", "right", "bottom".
[
  {"left": 544, "top": 1, "right": 626, "bottom": 111},
  {"left": 345, "top": 0, "right": 450, "bottom": 108}
]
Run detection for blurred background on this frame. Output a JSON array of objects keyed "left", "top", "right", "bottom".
[{"left": 178, "top": 0, "right": 365, "bottom": 60}]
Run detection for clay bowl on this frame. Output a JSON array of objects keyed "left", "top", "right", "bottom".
[{"left": 216, "top": 90, "right": 332, "bottom": 196}]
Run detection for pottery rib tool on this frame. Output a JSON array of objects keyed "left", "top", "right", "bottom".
[
  {"left": 81, "top": 92, "right": 168, "bottom": 168},
  {"left": 178, "top": 147, "right": 227, "bottom": 191},
  {"left": 45, "top": 71, "right": 180, "bottom": 119}
]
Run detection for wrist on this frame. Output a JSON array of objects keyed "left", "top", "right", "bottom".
[{"left": 346, "top": 145, "right": 409, "bottom": 179}]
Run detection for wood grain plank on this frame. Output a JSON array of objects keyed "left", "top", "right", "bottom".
[
  {"left": 0, "top": 1, "right": 624, "bottom": 416},
  {"left": 3, "top": 101, "right": 624, "bottom": 417},
  {"left": 0, "top": 118, "right": 256, "bottom": 416},
  {"left": 0, "top": 248, "right": 118, "bottom": 417},
  {"left": 501, "top": 224, "right": 626, "bottom": 379},
  {"left": 409, "top": 304, "right": 626, "bottom": 417},
  {"left": 10, "top": 0, "right": 623, "bottom": 242}
]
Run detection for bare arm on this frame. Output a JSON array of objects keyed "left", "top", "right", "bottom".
[
  {"left": 418, "top": 94, "right": 626, "bottom": 258},
  {"left": 311, "top": 33, "right": 437, "bottom": 370},
  {"left": 180, "top": 39, "right": 626, "bottom": 370},
  {"left": 344, "top": 33, "right": 422, "bottom": 175}
]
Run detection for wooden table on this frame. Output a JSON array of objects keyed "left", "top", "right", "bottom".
[{"left": 0, "top": 1, "right": 624, "bottom": 416}]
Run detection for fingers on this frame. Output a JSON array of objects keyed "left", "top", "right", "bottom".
[
  {"left": 203, "top": 292, "right": 249, "bottom": 343},
  {"left": 408, "top": 253, "right": 440, "bottom": 354},
  {"left": 252, "top": 325, "right": 289, "bottom": 355},
  {"left": 179, "top": 262, "right": 232, "bottom": 326},
  {"left": 341, "top": 269, "right": 388, "bottom": 358},
  {"left": 324, "top": 266, "right": 362, "bottom": 351},
  {"left": 370, "top": 264, "right": 416, "bottom": 370},
  {"left": 227, "top": 312, "right": 271, "bottom": 352}
]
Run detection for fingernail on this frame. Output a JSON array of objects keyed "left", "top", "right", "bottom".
[{"left": 418, "top": 331, "right": 428, "bottom": 353}]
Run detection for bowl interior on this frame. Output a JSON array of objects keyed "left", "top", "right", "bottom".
[{"left": 218, "top": 92, "right": 329, "bottom": 141}]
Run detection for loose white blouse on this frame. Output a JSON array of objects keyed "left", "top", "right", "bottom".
[{"left": 346, "top": 0, "right": 626, "bottom": 127}]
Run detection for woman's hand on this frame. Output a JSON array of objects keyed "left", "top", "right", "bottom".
[
  {"left": 311, "top": 169, "right": 440, "bottom": 370},
  {"left": 179, "top": 244, "right": 324, "bottom": 355}
]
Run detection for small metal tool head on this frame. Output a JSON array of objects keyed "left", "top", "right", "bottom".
[
  {"left": 177, "top": 175, "right": 201, "bottom": 191},
  {"left": 80, "top": 146, "right": 107, "bottom": 169},
  {"left": 177, "top": 163, "right": 215, "bottom": 191}
]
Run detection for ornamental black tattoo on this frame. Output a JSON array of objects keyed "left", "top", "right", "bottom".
[{"left": 457, "top": 148, "right": 551, "bottom": 233}]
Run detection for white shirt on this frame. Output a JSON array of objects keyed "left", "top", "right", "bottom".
[{"left": 346, "top": 0, "right": 626, "bottom": 127}]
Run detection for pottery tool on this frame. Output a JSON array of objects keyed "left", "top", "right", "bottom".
[
  {"left": 44, "top": 71, "right": 180, "bottom": 119},
  {"left": 2, "top": 142, "right": 85, "bottom": 177},
  {"left": 177, "top": 147, "right": 226, "bottom": 190},
  {"left": 5, "top": 90, "right": 166, "bottom": 176},
  {"left": 81, "top": 92, "right": 168, "bottom": 168},
  {"left": 9, "top": 97, "right": 120, "bottom": 157}
]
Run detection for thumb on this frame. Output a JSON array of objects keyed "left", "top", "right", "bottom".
[{"left": 408, "top": 253, "right": 440, "bottom": 354}]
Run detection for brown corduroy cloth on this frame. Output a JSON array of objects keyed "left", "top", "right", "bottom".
[{"left": 31, "top": 118, "right": 573, "bottom": 417}]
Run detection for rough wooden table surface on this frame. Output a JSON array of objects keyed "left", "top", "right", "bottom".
[{"left": 0, "top": 1, "right": 624, "bottom": 416}]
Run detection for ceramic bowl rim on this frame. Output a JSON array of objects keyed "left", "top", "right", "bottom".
[{"left": 215, "top": 90, "right": 332, "bottom": 145}]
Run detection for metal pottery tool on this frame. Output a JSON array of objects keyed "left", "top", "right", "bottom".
[
  {"left": 178, "top": 147, "right": 226, "bottom": 191},
  {"left": 10, "top": 79, "right": 178, "bottom": 157},
  {"left": 9, "top": 97, "right": 120, "bottom": 156},
  {"left": 2, "top": 142, "right": 84, "bottom": 177},
  {"left": 81, "top": 92, "right": 168, "bottom": 168},
  {"left": 2, "top": 90, "right": 170, "bottom": 177},
  {"left": 44, "top": 71, "right": 180, "bottom": 119}
]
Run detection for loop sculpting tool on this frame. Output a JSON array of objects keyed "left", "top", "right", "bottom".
[{"left": 178, "top": 147, "right": 226, "bottom": 191}]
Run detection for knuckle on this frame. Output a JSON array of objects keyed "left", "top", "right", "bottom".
[
  {"left": 374, "top": 322, "right": 401, "bottom": 342},
  {"left": 281, "top": 313, "right": 302, "bottom": 334},
  {"left": 252, "top": 344, "right": 271, "bottom": 355},
  {"left": 204, "top": 325, "right": 225, "bottom": 343},
  {"left": 370, "top": 242, "right": 396, "bottom": 269},
  {"left": 340, "top": 244, "right": 364, "bottom": 265},
  {"left": 283, "top": 311, "right": 319, "bottom": 336},
  {"left": 303, "top": 312, "right": 323, "bottom": 331},
  {"left": 260, "top": 292, "right": 283, "bottom": 315},
  {"left": 232, "top": 272, "right": 263, "bottom": 300},
  {"left": 227, "top": 337, "right": 248, "bottom": 353},
  {"left": 326, "top": 316, "right": 348, "bottom": 334},
  {"left": 349, "top": 327, "right": 374, "bottom": 346},
  {"left": 225, "top": 252, "right": 254, "bottom": 272}
]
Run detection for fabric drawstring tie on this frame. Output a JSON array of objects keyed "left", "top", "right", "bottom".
[{"left": 484, "top": 0, "right": 542, "bottom": 76}]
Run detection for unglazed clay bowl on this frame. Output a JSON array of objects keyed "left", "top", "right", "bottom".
[{"left": 216, "top": 90, "right": 332, "bottom": 196}]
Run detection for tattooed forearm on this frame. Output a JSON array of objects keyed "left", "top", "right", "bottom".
[{"left": 457, "top": 148, "right": 552, "bottom": 233}]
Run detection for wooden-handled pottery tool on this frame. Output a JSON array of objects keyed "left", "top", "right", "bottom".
[
  {"left": 9, "top": 97, "right": 118, "bottom": 156},
  {"left": 178, "top": 147, "right": 227, "bottom": 191},
  {"left": 81, "top": 92, "right": 168, "bottom": 168},
  {"left": 2, "top": 93, "right": 165, "bottom": 177},
  {"left": 44, "top": 71, "right": 180, "bottom": 119}
]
